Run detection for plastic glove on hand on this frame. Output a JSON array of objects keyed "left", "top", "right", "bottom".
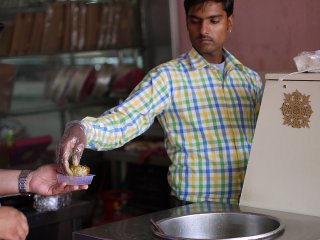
[{"left": 56, "top": 121, "right": 86, "bottom": 176}]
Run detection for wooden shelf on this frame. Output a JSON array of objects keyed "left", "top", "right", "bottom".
[{"left": 104, "top": 149, "right": 170, "bottom": 167}]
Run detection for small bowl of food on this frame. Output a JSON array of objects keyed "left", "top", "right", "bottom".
[{"left": 57, "top": 164, "right": 95, "bottom": 185}]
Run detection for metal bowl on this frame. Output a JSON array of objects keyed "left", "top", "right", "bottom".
[{"left": 151, "top": 212, "right": 285, "bottom": 240}]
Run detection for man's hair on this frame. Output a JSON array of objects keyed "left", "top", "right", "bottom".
[{"left": 184, "top": 0, "right": 234, "bottom": 17}]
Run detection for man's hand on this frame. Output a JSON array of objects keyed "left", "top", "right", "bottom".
[
  {"left": 28, "top": 164, "right": 88, "bottom": 196},
  {"left": 56, "top": 122, "right": 86, "bottom": 175},
  {"left": 0, "top": 206, "right": 28, "bottom": 240}
]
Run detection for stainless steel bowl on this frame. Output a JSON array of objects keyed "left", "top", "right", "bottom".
[{"left": 151, "top": 212, "right": 285, "bottom": 240}]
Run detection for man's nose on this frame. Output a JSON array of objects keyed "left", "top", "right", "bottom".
[{"left": 200, "top": 21, "right": 210, "bottom": 35}]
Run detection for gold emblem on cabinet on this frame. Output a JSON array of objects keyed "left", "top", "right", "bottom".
[{"left": 280, "top": 89, "right": 313, "bottom": 128}]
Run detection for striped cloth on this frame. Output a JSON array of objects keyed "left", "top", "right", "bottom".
[{"left": 81, "top": 48, "right": 263, "bottom": 204}]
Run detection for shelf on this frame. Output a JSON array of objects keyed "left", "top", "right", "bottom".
[
  {"left": 0, "top": 5, "right": 47, "bottom": 15},
  {"left": 0, "top": 0, "right": 133, "bottom": 17},
  {"left": 104, "top": 149, "right": 170, "bottom": 167},
  {"left": 104, "top": 147, "right": 170, "bottom": 193},
  {"left": 0, "top": 97, "right": 120, "bottom": 117},
  {"left": 0, "top": 6, "right": 46, "bottom": 16},
  {"left": 0, "top": 48, "right": 143, "bottom": 67},
  {"left": 0, "top": 1, "right": 50, "bottom": 21}
]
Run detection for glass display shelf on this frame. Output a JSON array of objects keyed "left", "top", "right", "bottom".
[
  {"left": 0, "top": 49, "right": 143, "bottom": 67},
  {"left": 0, "top": 97, "right": 120, "bottom": 118}
]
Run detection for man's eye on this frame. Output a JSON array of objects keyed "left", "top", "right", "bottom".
[
  {"left": 189, "top": 18, "right": 201, "bottom": 24},
  {"left": 210, "top": 19, "right": 220, "bottom": 24}
]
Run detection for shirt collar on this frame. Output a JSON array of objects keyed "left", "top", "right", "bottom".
[{"left": 185, "top": 48, "right": 245, "bottom": 72}]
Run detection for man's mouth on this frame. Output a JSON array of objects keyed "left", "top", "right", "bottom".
[{"left": 198, "top": 37, "right": 213, "bottom": 42}]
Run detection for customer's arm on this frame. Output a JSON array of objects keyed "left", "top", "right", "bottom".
[
  {"left": 0, "top": 164, "right": 88, "bottom": 196},
  {"left": 0, "top": 169, "right": 20, "bottom": 195},
  {"left": 0, "top": 206, "right": 28, "bottom": 240}
]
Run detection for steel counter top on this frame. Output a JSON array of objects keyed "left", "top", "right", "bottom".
[{"left": 73, "top": 202, "right": 320, "bottom": 240}]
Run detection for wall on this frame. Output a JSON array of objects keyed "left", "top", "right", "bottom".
[{"left": 176, "top": 0, "right": 320, "bottom": 71}]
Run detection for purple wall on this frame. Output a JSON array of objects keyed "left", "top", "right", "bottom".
[{"left": 177, "top": 0, "right": 320, "bottom": 71}]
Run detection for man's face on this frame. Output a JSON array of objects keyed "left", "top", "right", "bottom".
[{"left": 187, "top": 1, "right": 233, "bottom": 63}]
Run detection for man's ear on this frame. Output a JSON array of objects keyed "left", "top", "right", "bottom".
[{"left": 228, "top": 15, "right": 234, "bottom": 32}]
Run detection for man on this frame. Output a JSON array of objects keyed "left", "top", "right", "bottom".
[
  {"left": 57, "top": 0, "right": 263, "bottom": 206},
  {"left": 0, "top": 164, "right": 88, "bottom": 239}
]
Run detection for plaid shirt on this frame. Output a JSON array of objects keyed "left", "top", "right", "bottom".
[{"left": 82, "top": 48, "right": 263, "bottom": 204}]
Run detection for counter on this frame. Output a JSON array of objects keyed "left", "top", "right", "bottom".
[
  {"left": 26, "top": 200, "right": 94, "bottom": 240},
  {"left": 73, "top": 201, "right": 320, "bottom": 240}
]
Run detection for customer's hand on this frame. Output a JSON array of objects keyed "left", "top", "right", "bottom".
[
  {"left": 0, "top": 206, "right": 28, "bottom": 240},
  {"left": 28, "top": 164, "right": 88, "bottom": 196},
  {"left": 56, "top": 121, "right": 86, "bottom": 175}
]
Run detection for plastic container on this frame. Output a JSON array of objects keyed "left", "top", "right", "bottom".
[
  {"left": 33, "top": 193, "right": 72, "bottom": 212},
  {"left": 57, "top": 174, "right": 95, "bottom": 185}
]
